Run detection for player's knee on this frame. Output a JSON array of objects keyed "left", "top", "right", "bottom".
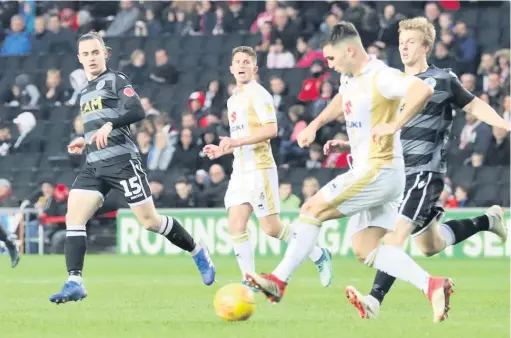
[
  {"left": 260, "top": 223, "right": 280, "bottom": 237},
  {"left": 228, "top": 221, "right": 247, "bottom": 234},
  {"left": 351, "top": 245, "right": 370, "bottom": 263},
  {"left": 299, "top": 199, "right": 325, "bottom": 220},
  {"left": 416, "top": 242, "right": 441, "bottom": 257}
]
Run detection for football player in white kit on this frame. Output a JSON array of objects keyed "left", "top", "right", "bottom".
[
  {"left": 203, "top": 46, "right": 333, "bottom": 290},
  {"left": 245, "top": 22, "right": 454, "bottom": 323}
]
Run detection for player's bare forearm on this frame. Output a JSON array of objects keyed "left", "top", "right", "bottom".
[
  {"left": 309, "top": 93, "right": 343, "bottom": 131},
  {"left": 463, "top": 97, "right": 511, "bottom": 131},
  {"left": 236, "top": 123, "right": 278, "bottom": 146},
  {"left": 222, "top": 147, "right": 234, "bottom": 155},
  {"left": 395, "top": 79, "right": 434, "bottom": 131}
]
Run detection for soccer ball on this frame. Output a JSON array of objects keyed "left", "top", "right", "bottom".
[{"left": 214, "top": 283, "right": 256, "bottom": 321}]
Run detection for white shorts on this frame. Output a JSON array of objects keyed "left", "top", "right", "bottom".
[
  {"left": 320, "top": 164, "right": 405, "bottom": 235},
  {"left": 224, "top": 167, "right": 280, "bottom": 218}
]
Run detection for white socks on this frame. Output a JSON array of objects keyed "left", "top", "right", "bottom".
[
  {"left": 366, "top": 245, "right": 430, "bottom": 293},
  {"left": 68, "top": 275, "right": 83, "bottom": 284},
  {"left": 279, "top": 223, "right": 324, "bottom": 262},
  {"left": 273, "top": 216, "right": 322, "bottom": 282},
  {"left": 157, "top": 216, "right": 174, "bottom": 236},
  {"left": 232, "top": 232, "right": 255, "bottom": 277},
  {"left": 439, "top": 223, "right": 455, "bottom": 246}
]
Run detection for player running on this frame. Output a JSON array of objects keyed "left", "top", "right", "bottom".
[
  {"left": 49, "top": 31, "right": 215, "bottom": 304},
  {"left": 202, "top": 46, "right": 333, "bottom": 289},
  {"left": 345, "top": 17, "right": 510, "bottom": 321},
  {"left": 245, "top": 22, "right": 454, "bottom": 323},
  {"left": 0, "top": 219, "right": 20, "bottom": 267}
]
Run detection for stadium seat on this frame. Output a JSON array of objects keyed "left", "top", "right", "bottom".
[
  {"left": 451, "top": 166, "right": 476, "bottom": 188},
  {"left": 499, "top": 166, "right": 510, "bottom": 183},
  {"left": 474, "top": 166, "right": 502, "bottom": 184},
  {"left": 471, "top": 183, "right": 500, "bottom": 206}
]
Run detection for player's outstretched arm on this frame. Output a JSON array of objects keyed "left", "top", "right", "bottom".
[
  {"left": 221, "top": 122, "right": 278, "bottom": 148},
  {"left": 463, "top": 98, "right": 510, "bottom": 131},
  {"left": 309, "top": 93, "right": 343, "bottom": 132},
  {"left": 392, "top": 77, "right": 433, "bottom": 131},
  {"left": 203, "top": 144, "right": 233, "bottom": 160},
  {"left": 448, "top": 70, "right": 510, "bottom": 131}
]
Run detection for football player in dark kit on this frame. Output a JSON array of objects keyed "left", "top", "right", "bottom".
[
  {"left": 346, "top": 17, "right": 510, "bottom": 322},
  {"left": 49, "top": 32, "right": 215, "bottom": 304}
]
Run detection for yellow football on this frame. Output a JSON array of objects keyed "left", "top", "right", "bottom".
[{"left": 214, "top": 283, "right": 256, "bottom": 321}]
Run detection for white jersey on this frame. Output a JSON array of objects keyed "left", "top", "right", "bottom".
[
  {"left": 227, "top": 80, "right": 277, "bottom": 173},
  {"left": 339, "top": 57, "right": 415, "bottom": 169}
]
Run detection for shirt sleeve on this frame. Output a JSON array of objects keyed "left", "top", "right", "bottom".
[
  {"left": 448, "top": 70, "right": 475, "bottom": 108},
  {"left": 375, "top": 67, "right": 416, "bottom": 100},
  {"left": 107, "top": 72, "right": 144, "bottom": 129},
  {"left": 252, "top": 89, "right": 277, "bottom": 124}
]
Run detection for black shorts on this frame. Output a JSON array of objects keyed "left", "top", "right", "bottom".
[
  {"left": 398, "top": 171, "right": 445, "bottom": 236},
  {"left": 72, "top": 158, "right": 152, "bottom": 206}
]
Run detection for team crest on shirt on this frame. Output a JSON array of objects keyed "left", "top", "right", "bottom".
[
  {"left": 231, "top": 111, "right": 237, "bottom": 124},
  {"left": 424, "top": 77, "right": 436, "bottom": 89},
  {"left": 123, "top": 87, "right": 135, "bottom": 97},
  {"left": 96, "top": 80, "right": 105, "bottom": 90}
]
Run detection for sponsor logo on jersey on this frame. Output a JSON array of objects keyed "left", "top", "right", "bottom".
[
  {"left": 96, "top": 80, "right": 105, "bottom": 90},
  {"left": 346, "top": 121, "right": 362, "bottom": 128},
  {"left": 81, "top": 96, "right": 103, "bottom": 114},
  {"left": 230, "top": 125, "right": 244, "bottom": 132}
]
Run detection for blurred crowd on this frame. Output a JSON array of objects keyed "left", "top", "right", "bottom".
[{"left": 0, "top": 0, "right": 509, "bottom": 215}]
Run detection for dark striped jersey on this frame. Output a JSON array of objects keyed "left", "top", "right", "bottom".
[
  {"left": 80, "top": 69, "right": 142, "bottom": 166},
  {"left": 401, "top": 66, "right": 474, "bottom": 175}
]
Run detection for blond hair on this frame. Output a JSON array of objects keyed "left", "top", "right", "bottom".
[
  {"left": 399, "top": 17, "right": 436, "bottom": 55},
  {"left": 232, "top": 46, "right": 257, "bottom": 65}
]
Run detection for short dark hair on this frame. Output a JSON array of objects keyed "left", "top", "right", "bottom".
[
  {"left": 327, "top": 22, "right": 360, "bottom": 46},
  {"left": 175, "top": 177, "right": 189, "bottom": 185}
]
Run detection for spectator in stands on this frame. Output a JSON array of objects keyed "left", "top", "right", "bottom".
[
  {"left": 0, "top": 179, "right": 17, "bottom": 207},
  {"left": 457, "top": 112, "right": 492, "bottom": 165},
  {"left": 1, "top": 15, "right": 31, "bottom": 56},
  {"left": 298, "top": 59, "right": 330, "bottom": 102},
  {"left": 42, "top": 69, "right": 70, "bottom": 106},
  {"left": 460, "top": 73, "right": 476, "bottom": 94},
  {"left": 308, "top": 12, "right": 339, "bottom": 51},
  {"left": 438, "top": 12, "right": 454, "bottom": 33},
  {"left": 195, "top": 0, "right": 216, "bottom": 35},
  {"left": 31, "top": 16, "right": 47, "bottom": 54},
  {"left": 140, "top": 97, "right": 160, "bottom": 117},
  {"left": 306, "top": 143, "right": 323, "bottom": 169},
  {"left": 267, "top": 39, "right": 295, "bottom": 69},
  {"left": 122, "top": 49, "right": 149, "bottom": 87},
  {"left": 285, "top": 5, "right": 314, "bottom": 41},
  {"left": 11, "top": 111, "right": 40, "bottom": 153},
  {"left": 477, "top": 53, "right": 496, "bottom": 92},
  {"left": 485, "top": 126, "right": 510, "bottom": 166},
  {"left": 194, "top": 169, "right": 210, "bottom": 193},
  {"left": 430, "top": 42, "right": 457, "bottom": 72},
  {"left": 295, "top": 36, "right": 325, "bottom": 68},
  {"left": 105, "top": 0, "right": 140, "bottom": 37},
  {"left": 162, "top": 9, "right": 177, "bottom": 35},
  {"left": 424, "top": 2, "right": 440, "bottom": 31},
  {"left": 181, "top": 111, "right": 200, "bottom": 141},
  {"left": 255, "top": 21, "right": 272, "bottom": 53},
  {"left": 202, "top": 164, "right": 228, "bottom": 208},
  {"left": 144, "top": 9, "right": 162, "bottom": 36},
  {"left": 149, "top": 177, "right": 173, "bottom": 208},
  {"left": 377, "top": 4, "right": 405, "bottom": 47},
  {"left": 4, "top": 73, "right": 39, "bottom": 108},
  {"left": 212, "top": 6, "right": 227, "bottom": 35},
  {"left": 20, "top": 0, "right": 35, "bottom": 34},
  {"left": 439, "top": 29, "right": 458, "bottom": 56},
  {"left": 439, "top": 184, "right": 458, "bottom": 209},
  {"left": 203, "top": 80, "right": 224, "bottom": 117},
  {"left": 169, "top": 128, "right": 200, "bottom": 174},
  {"left": 188, "top": 91, "right": 207, "bottom": 122},
  {"left": 501, "top": 95, "right": 510, "bottom": 122},
  {"left": 0, "top": 128, "right": 12, "bottom": 156},
  {"left": 45, "top": 14, "right": 76, "bottom": 53},
  {"left": 453, "top": 21, "right": 477, "bottom": 73},
  {"left": 147, "top": 130, "right": 175, "bottom": 171},
  {"left": 0, "top": 2, "right": 18, "bottom": 31},
  {"left": 279, "top": 181, "right": 300, "bottom": 210},
  {"left": 367, "top": 44, "right": 387, "bottom": 64},
  {"left": 454, "top": 185, "right": 470, "bottom": 207},
  {"left": 486, "top": 73, "right": 505, "bottom": 109},
  {"left": 280, "top": 104, "right": 308, "bottom": 165},
  {"left": 136, "top": 129, "right": 151, "bottom": 166},
  {"left": 270, "top": 7, "right": 297, "bottom": 51},
  {"left": 322, "top": 132, "right": 351, "bottom": 168},
  {"left": 67, "top": 68, "right": 87, "bottom": 106},
  {"left": 311, "top": 80, "right": 334, "bottom": 118},
  {"left": 250, "top": 0, "right": 277, "bottom": 34},
  {"left": 149, "top": 49, "right": 179, "bottom": 85},
  {"left": 495, "top": 49, "right": 510, "bottom": 88},
  {"left": 169, "top": 177, "right": 205, "bottom": 208},
  {"left": 343, "top": 1, "right": 378, "bottom": 42},
  {"left": 300, "top": 177, "right": 319, "bottom": 206},
  {"left": 223, "top": 0, "right": 250, "bottom": 33}
]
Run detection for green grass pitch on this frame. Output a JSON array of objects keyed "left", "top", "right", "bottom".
[{"left": 0, "top": 255, "right": 508, "bottom": 338}]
